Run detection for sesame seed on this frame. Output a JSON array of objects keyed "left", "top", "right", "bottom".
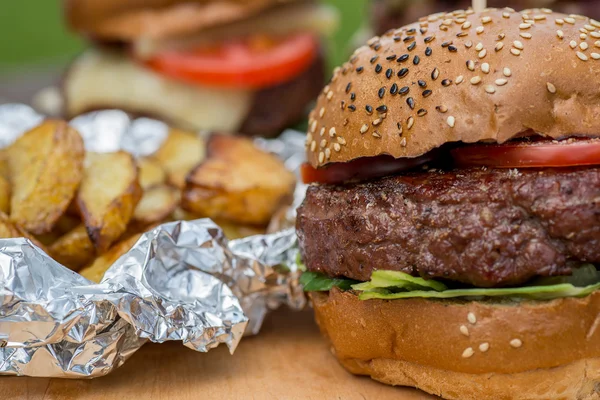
[
  {"left": 345, "top": 82, "right": 352, "bottom": 93},
  {"left": 398, "top": 68, "right": 409, "bottom": 78},
  {"left": 462, "top": 348, "right": 474, "bottom": 358},
  {"left": 520, "top": 23, "right": 531, "bottom": 29},
  {"left": 442, "top": 41, "right": 452, "bottom": 48},
  {"left": 503, "top": 12, "right": 510, "bottom": 18},
  {"left": 436, "top": 105, "right": 448, "bottom": 113},
  {"left": 337, "top": 136, "right": 346, "bottom": 145},
  {"left": 420, "top": 27, "right": 427, "bottom": 34},
  {"left": 310, "top": 141, "right": 316, "bottom": 151},
  {"left": 375, "top": 64, "right": 383, "bottom": 73},
  {"left": 397, "top": 54, "right": 410, "bottom": 63},
  {"left": 325, "top": 148, "right": 331, "bottom": 160},
  {"left": 408, "top": 42, "right": 416, "bottom": 51},
  {"left": 482, "top": 16, "right": 492, "bottom": 24},
  {"left": 467, "top": 60, "right": 475, "bottom": 71},
  {"left": 455, "top": 75, "right": 464, "bottom": 84},
  {"left": 570, "top": 40, "right": 578, "bottom": 49},
  {"left": 407, "top": 116, "right": 414, "bottom": 129},
  {"left": 424, "top": 36, "right": 435, "bottom": 43},
  {"left": 467, "top": 312, "right": 477, "bottom": 324},
  {"left": 546, "top": 82, "right": 557, "bottom": 93},
  {"left": 320, "top": 139, "right": 327, "bottom": 148},
  {"left": 417, "top": 109, "right": 427, "bottom": 117},
  {"left": 442, "top": 18, "right": 453, "bottom": 26},
  {"left": 580, "top": 42, "right": 589, "bottom": 51},
  {"left": 479, "top": 343, "right": 490, "bottom": 352},
  {"left": 555, "top": 18, "right": 564, "bottom": 25},
  {"left": 372, "top": 131, "right": 381, "bottom": 138},
  {"left": 318, "top": 152, "right": 324, "bottom": 163},
  {"left": 407, "top": 97, "right": 415, "bottom": 109},
  {"left": 319, "top": 107, "right": 325, "bottom": 118},
  {"left": 447, "top": 116, "right": 456, "bottom": 127},
  {"left": 360, "top": 124, "right": 368, "bottom": 134},
  {"left": 462, "top": 21, "right": 472, "bottom": 29},
  {"left": 350, "top": 93, "right": 356, "bottom": 101},
  {"left": 442, "top": 79, "right": 453, "bottom": 86},
  {"left": 557, "top": 30, "right": 564, "bottom": 39},
  {"left": 366, "top": 105, "right": 373, "bottom": 114},
  {"left": 326, "top": 91, "right": 333, "bottom": 100},
  {"left": 510, "top": 338, "right": 523, "bottom": 348},
  {"left": 333, "top": 143, "right": 341, "bottom": 152},
  {"left": 386, "top": 54, "right": 397, "bottom": 61},
  {"left": 577, "top": 51, "right": 589, "bottom": 61},
  {"left": 475, "top": 42, "right": 484, "bottom": 51},
  {"left": 329, "top": 127, "right": 337, "bottom": 137},
  {"left": 390, "top": 83, "right": 398, "bottom": 95},
  {"left": 372, "top": 118, "right": 382, "bottom": 126},
  {"left": 596, "top": 41, "right": 600, "bottom": 48},
  {"left": 481, "top": 63, "right": 490, "bottom": 73},
  {"left": 503, "top": 67, "right": 512, "bottom": 77},
  {"left": 425, "top": 47, "right": 432, "bottom": 56},
  {"left": 534, "top": 14, "right": 546, "bottom": 21},
  {"left": 376, "top": 105, "right": 388, "bottom": 113},
  {"left": 585, "top": 24, "right": 595, "bottom": 31},
  {"left": 373, "top": 43, "right": 381, "bottom": 51},
  {"left": 513, "top": 40, "right": 524, "bottom": 50},
  {"left": 348, "top": 105, "right": 356, "bottom": 112},
  {"left": 592, "top": 32, "right": 600, "bottom": 39},
  {"left": 495, "top": 78, "right": 508, "bottom": 86},
  {"left": 456, "top": 31, "right": 468, "bottom": 38},
  {"left": 485, "top": 85, "right": 496, "bottom": 94},
  {"left": 367, "top": 37, "right": 379, "bottom": 46},
  {"left": 403, "top": 35, "right": 415, "bottom": 43},
  {"left": 423, "top": 89, "right": 433, "bottom": 97},
  {"left": 370, "top": 55, "right": 378, "bottom": 64},
  {"left": 497, "top": 33, "right": 506, "bottom": 40},
  {"left": 581, "top": 34, "right": 588, "bottom": 40},
  {"left": 495, "top": 42, "right": 504, "bottom": 51},
  {"left": 418, "top": 80, "right": 427, "bottom": 88},
  {"left": 432, "top": 68, "right": 440, "bottom": 80},
  {"left": 356, "top": 66, "right": 364, "bottom": 74},
  {"left": 310, "top": 120, "right": 317, "bottom": 132},
  {"left": 511, "top": 48, "right": 521, "bottom": 56},
  {"left": 413, "top": 55, "right": 421, "bottom": 65},
  {"left": 448, "top": 45, "right": 458, "bottom": 52},
  {"left": 400, "top": 137, "right": 407, "bottom": 146},
  {"left": 592, "top": 53, "right": 600, "bottom": 60},
  {"left": 592, "top": 19, "right": 600, "bottom": 28},
  {"left": 455, "top": 18, "right": 466, "bottom": 24},
  {"left": 542, "top": 8, "right": 552, "bottom": 14},
  {"left": 399, "top": 86, "right": 410, "bottom": 95},
  {"left": 520, "top": 32, "right": 532, "bottom": 39},
  {"left": 465, "top": 41, "right": 473, "bottom": 48},
  {"left": 565, "top": 17, "right": 575, "bottom": 24},
  {"left": 470, "top": 76, "right": 482, "bottom": 85},
  {"left": 476, "top": 26, "right": 485, "bottom": 34},
  {"left": 459, "top": 325, "right": 469, "bottom": 336}
]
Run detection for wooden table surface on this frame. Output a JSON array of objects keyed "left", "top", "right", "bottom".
[{"left": 1, "top": 309, "right": 435, "bottom": 400}]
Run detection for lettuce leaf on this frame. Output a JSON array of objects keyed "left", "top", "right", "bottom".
[{"left": 300, "top": 264, "right": 600, "bottom": 301}]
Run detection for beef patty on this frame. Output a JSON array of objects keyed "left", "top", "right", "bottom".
[{"left": 297, "top": 167, "right": 600, "bottom": 287}]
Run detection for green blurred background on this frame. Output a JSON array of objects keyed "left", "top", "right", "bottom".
[{"left": 0, "top": 0, "right": 369, "bottom": 72}]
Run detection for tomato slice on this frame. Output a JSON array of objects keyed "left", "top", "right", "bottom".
[
  {"left": 451, "top": 138, "right": 600, "bottom": 168},
  {"left": 301, "top": 154, "right": 437, "bottom": 184},
  {"left": 141, "top": 33, "right": 318, "bottom": 89}
]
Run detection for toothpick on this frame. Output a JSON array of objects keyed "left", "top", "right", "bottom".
[{"left": 472, "top": 0, "right": 486, "bottom": 12}]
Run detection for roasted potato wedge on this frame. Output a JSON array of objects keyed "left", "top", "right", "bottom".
[
  {"left": 182, "top": 135, "right": 295, "bottom": 226},
  {"left": 138, "top": 157, "right": 167, "bottom": 189},
  {"left": 0, "top": 212, "right": 47, "bottom": 252},
  {"left": 8, "top": 120, "right": 84, "bottom": 234},
  {"left": 77, "top": 152, "right": 142, "bottom": 253},
  {"left": 154, "top": 129, "right": 205, "bottom": 189},
  {"left": 133, "top": 185, "right": 179, "bottom": 225},
  {"left": 79, "top": 233, "right": 142, "bottom": 283},
  {"left": 49, "top": 224, "right": 94, "bottom": 271}
]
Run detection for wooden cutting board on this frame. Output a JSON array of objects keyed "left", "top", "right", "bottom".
[{"left": 1, "top": 308, "right": 436, "bottom": 400}]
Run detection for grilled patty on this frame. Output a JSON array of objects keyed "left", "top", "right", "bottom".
[{"left": 297, "top": 167, "right": 600, "bottom": 287}]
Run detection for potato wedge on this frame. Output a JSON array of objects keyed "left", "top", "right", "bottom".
[
  {"left": 79, "top": 234, "right": 142, "bottom": 283},
  {"left": 49, "top": 224, "right": 94, "bottom": 271},
  {"left": 138, "top": 157, "right": 166, "bottom": 189},
  {"left": 182, "top": 135, "right": 295, "bottom": 226},
  {"left": 77, "top": 152, "right": 142, "bottom": 252},
  {"left": 133, "top": 185, "right": 179, "bottom": 225},
  {"left": 8, "top": 120, "right": 84, "bottom": 234},
  {"left": 0, "top": 175, "right": 10, "bottom": 214},
  {"left": 0, "top": 212, "right": 47, "bottom": 252},
  {"left": 153, "top": 129, "right": 205, "bottom": 189}
]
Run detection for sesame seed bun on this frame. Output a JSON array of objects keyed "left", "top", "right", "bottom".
[
  {"left": 65, "top": 0, "right": 300, "bottom": 41},
  {"left": 306, "top": 8, "right": 600, "bottom": 168},
  {"left": 311, "top": 288, "right": 600, "bottom": 400}
]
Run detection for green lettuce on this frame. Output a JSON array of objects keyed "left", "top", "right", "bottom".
[{"left": 300, "top": 264, "right": 600, "bottom": 301}]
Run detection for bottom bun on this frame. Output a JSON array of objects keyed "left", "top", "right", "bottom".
[{"left": 310, "top": 289, "right": 600, "bottom": 400}]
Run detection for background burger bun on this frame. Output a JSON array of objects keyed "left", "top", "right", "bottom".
[
  {"left": 65, "top": 0, "right": 300, "bottom": 40},
  {"left": 306, "top": 8, "right": 600, "bottom": 168},
  {"left": 311, "top": 289, "right": 600, "bottom": 400}
]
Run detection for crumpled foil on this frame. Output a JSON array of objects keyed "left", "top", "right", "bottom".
[{"left": 0, "top": 105, "right": 305, "bottom": 378}]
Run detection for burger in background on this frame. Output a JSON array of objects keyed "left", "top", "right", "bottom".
[
  {"left": 372, "top": 0, "right": 600, "bottom": 35},
  {"left": 298, "top": 7, "right": 600, "bottom": 400},
  {"left": 63, "top": 0, "right": 339, "bottom": 137}
]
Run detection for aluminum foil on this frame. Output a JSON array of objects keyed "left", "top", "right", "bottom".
[{"left": 0, "top": 105, "right": 306, "bottom": 378}]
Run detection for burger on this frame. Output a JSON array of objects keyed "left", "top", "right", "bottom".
[
  {"left": 63, "top": 0, "right": 339, "bottom": 137},
  {"left": 297, "top": 7, "right": 600, "bottom": 400},
  {"left": 373, "top": 0, "right": 600, "bottom": 36}
]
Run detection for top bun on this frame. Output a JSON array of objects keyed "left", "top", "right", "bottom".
[
  {"left": 306, "top": 8, "right": 600, "bottom": 168},
  {"left": 65, "top": 0, "right": 299, "bottom": 41}
]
